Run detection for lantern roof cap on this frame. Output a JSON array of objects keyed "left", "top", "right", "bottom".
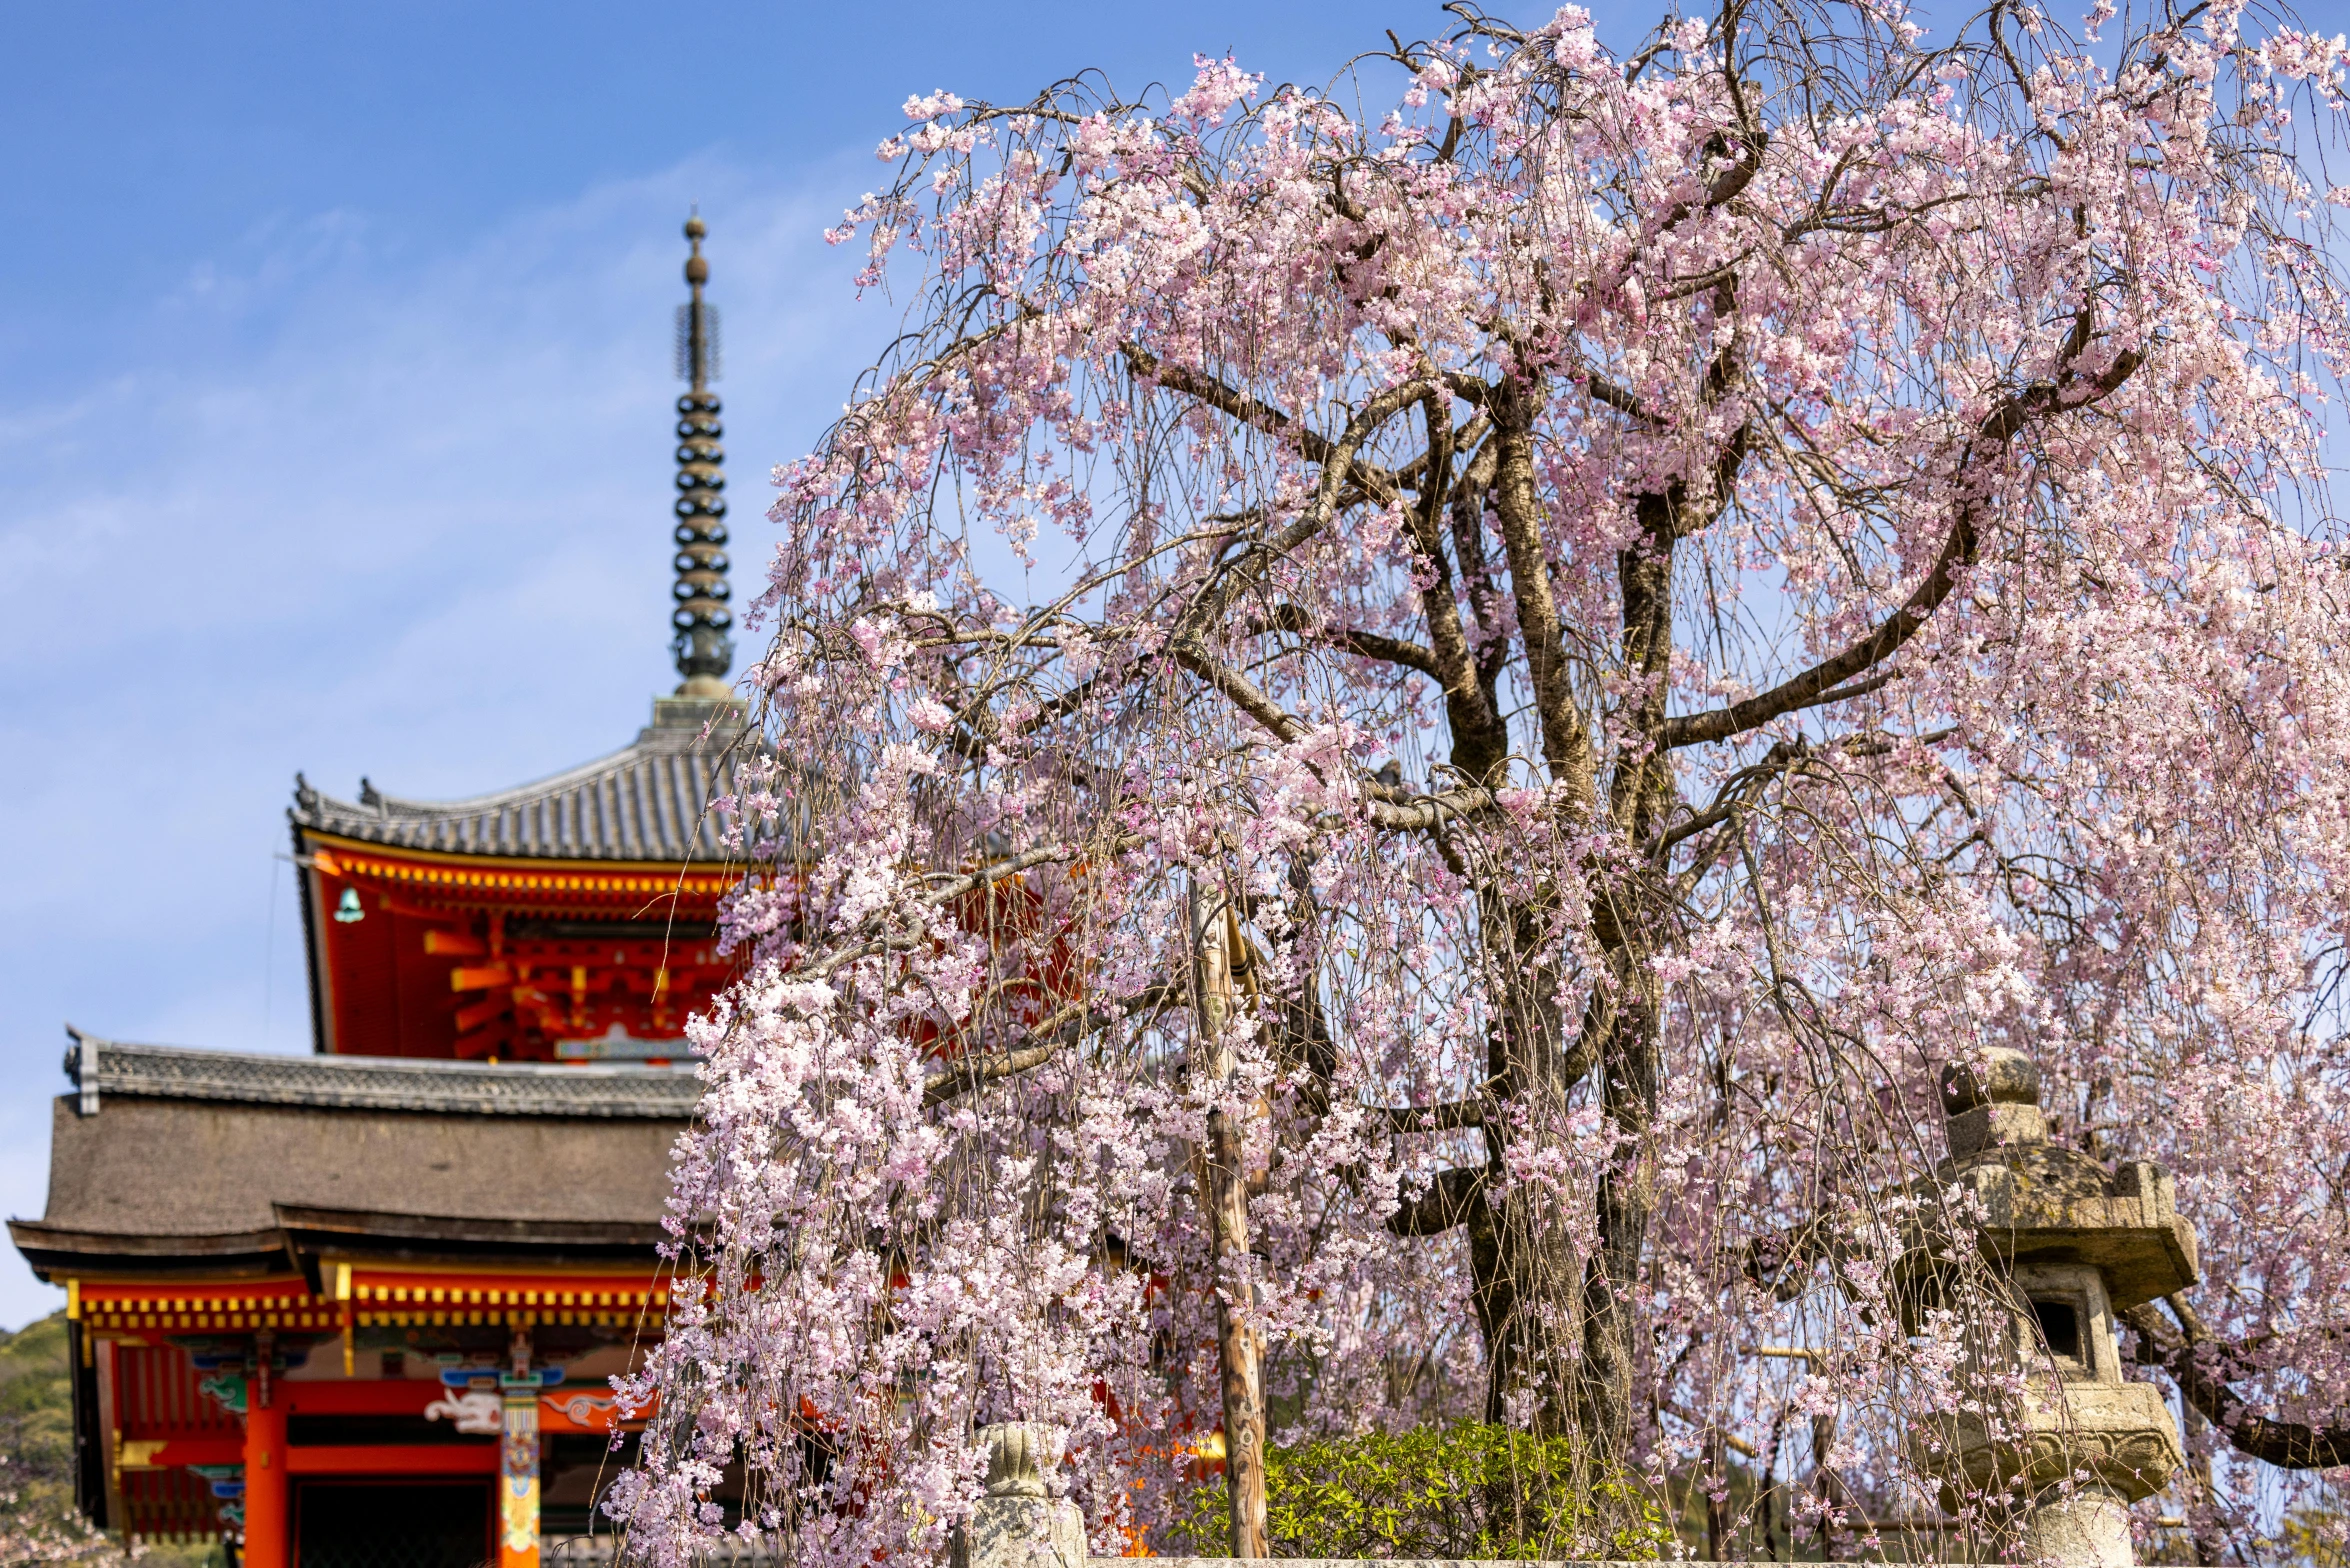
[{"left": 1909, "top": 1048, "right": 2201, "bottom": 1311}]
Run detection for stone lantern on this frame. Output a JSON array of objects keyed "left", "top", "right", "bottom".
[{"left": 1905, "top": 1048, "right": 2200, "bottom": 1567}]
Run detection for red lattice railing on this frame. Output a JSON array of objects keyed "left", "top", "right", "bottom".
[{"left": 120, "top": 1466, "right": 227, "bottom": 1543}]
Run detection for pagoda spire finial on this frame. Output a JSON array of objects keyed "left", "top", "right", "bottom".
[{"left": 670, "top": 208, "right": 733, "bottom": 698}]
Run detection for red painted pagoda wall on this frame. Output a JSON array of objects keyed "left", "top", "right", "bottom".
[{"left": 300, "top": 836, "right": 750, "bottom": 1061}]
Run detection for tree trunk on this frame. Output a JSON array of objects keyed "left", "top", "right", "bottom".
[
  {"left": 1811, "top": 1406, "right": 1842, "bottom": 1560},
  {"left": 1193, "top": 885, "right": 1269, "bottom": 1558},
  {"left": 2184, "top": 1403, "right": 2225, "bottom": 1568},
  {"left": 1578, "top": 966, "right": 1659, "bottom": 1465},
  {"left": 1479, "top": 891, "right": 1585, "bottom": 1436},
  {"left": 1383, "top": 890, "right": 1586, "bottom": 1437},
  {"left": 1574, "top": 494, "right": 1681, "bottom": 1464}
]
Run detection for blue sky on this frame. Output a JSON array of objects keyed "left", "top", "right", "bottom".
[{"left": 0, "top": 0, "right": 1685, "bottom": 1329}]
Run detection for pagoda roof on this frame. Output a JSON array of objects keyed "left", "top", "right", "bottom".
[
  {"left": 290, "top": 696, "right": 753, "bottom": 864},
  {"left": 11, "top": 1034, "right": 699, "bottom": 1280}
]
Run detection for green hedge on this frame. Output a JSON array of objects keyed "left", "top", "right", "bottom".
[{"left": 1171, "top": 1422, "right": 1671, "bottom": 1560}]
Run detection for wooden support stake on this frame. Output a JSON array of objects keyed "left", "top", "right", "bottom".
[{"left": 1191, "top": 883, "right": 1268, "bottom": 1559}]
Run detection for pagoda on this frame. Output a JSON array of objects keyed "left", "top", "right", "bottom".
[
  {"left": 290, "top": 212, "right": 744, "bottom": 1069},
  {"left": 10, "top": 217, "right": 756, "bottom": 1568}
]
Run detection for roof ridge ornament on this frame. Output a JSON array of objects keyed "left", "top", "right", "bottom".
[
  {"left": 66, "top": 1026, "right": 99, "bottom": 1116},
  {"left": 670, "top": 209, "right": 733, "bottom": 701}
]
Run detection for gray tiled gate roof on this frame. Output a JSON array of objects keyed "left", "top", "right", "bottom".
[{"left": 64, "top": 1031, "right": 702, "bottom": 1118}]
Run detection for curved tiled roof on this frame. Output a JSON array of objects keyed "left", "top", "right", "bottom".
[{"left": 291, "top": 695, "right": 752, "bottom": 863}]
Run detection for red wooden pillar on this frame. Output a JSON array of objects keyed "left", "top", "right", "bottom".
[{"left": 242, "top": 1397, "right": 289, "bottom": 1568}]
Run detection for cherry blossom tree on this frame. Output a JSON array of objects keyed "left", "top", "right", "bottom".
[{"left": 608, "top": 1, "right": 2350, "bottom": 1562}]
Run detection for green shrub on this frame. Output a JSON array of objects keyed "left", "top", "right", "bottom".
[{"left": 1171, "top": 1422, "right": 1671, "bottom": 1560}]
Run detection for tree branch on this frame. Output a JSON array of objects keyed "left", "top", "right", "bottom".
[
  {"left": 1386, "top": 1165, "right": 1488, "bottom": 1237},
  {"left": 1166, "top": 639, "right": 1306, "bottom": 743},
  {"left": 2123, "top": 1298, "right": 2350, "bottom": 1470},
  {"left": 1661, "top": 507, "right": 1975, "bottom": 749},
  {"left": 803, "top": 843, "right": 1087, "bottom": 980},
  {"left": 922, "top": 983, "right": 1182, "bottom": 1107},
  {"left": 1381, "top": 1099, "right": 1487, "bottom": 1133},
  {"left": 1662, "top": 350, "right": 2142, "bottom": 750},
  {"left": 1121, "top": 342, "right": 1402, "bottom": 503},
  {"left": 1491, "top": 413, "right": 1596, "bottom": 793},
  {"left": 1170, "top": 378, "right": 1437, "bottom": 644},
  {"left": 1361, "top": 785, "right": 1498, "bottom": 833},
  {"left": 1260, "top": 604, "right": 1445, "bottom": 678}
]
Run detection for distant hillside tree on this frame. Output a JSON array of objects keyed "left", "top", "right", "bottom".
[{"left": 0, "top": 1315, "right": 134, "bottom": 1565}]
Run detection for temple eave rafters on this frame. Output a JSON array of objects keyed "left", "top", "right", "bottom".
[{"left": 289, "top": 824, "right": 761, "bottom": 1061}]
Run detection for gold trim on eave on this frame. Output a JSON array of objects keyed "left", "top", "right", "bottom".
[{"left": 307, "top": 834, "right": 732, "bottom": 896}]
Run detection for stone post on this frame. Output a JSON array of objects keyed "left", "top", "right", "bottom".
[
  {"left": 2021, "top": 1483, "right": 2138, "bottom": 1568},
  {"left": 950, "top": 1423, "right": 1085, "bottom": 1568}
]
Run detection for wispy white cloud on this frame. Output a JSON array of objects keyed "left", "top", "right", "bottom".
[{"left": 0, "top": 145, "right": 881, "bottom": 1326}]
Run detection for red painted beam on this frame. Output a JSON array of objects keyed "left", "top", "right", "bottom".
[
  {"left": 285, "top": 1444, "right": 497, "bottom": 1476},
  {"left": 122, "top": 1436, "right": 245, "bottom": 1469},
  {"left": 537, "top": 1390, "right": 643, "bottom": 1435},
  {"left": 282, "top": 1381, "right": 440, "bottom": 1416}
]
